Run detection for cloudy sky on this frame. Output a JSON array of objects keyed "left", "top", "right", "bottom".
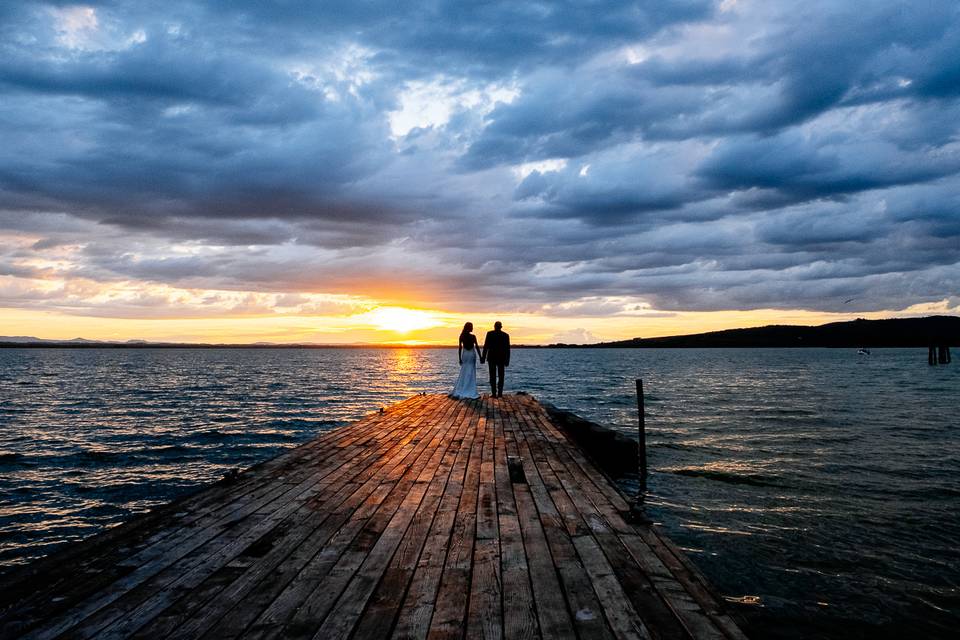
[{"left": 1, "top": 0, "right": 958, "bottom": 343}]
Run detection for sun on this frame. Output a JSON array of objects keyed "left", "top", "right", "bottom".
[{"left": 359, "top": 306, "right": 442, "bottom": 334}]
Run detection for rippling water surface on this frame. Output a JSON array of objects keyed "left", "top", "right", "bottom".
[{"left": 0, "top": 347, "right": 957, "bottom": 638}]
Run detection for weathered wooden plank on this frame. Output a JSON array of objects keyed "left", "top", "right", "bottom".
[
  {"left": 507, "top": 407, "right": 615, "bottom": 640},
  {"left": 424, "top": 400, "right": 487, "bottom": 640},
  {"left": 513, "top": 398, "right": 693, "bottom": 640},
  {"left": 23, "top": 473, "right": 328, "bottom": 640},
  {"left": 2, "top": 396, "right": 420, "bottom": 599},
  {"left": 132, "top": 399, "right": 451, "bottom": 640},
  {"left": 475, "top": 405, "right": 499, "bottom": 542},
  {"left": 497, "top": 512, "right": 538, "bottom": 640},
  {"left": 492, "top": 403, "right": 539, "bottom": 640},
  {"left": 571, "top": 536, "right": 649, "bottom": 640},
  {"left": 635, "top": 529, "right": 750, "bottom": 640},
  {"left": 525, "top": 408, "right": 728, "bottom": 640},
  {"left": 349, "top": 400, "right": 474, "bottom": 640},
  {"left": 310, "top": 478, "right": 433, "bottom": 639},
  {"left": 465, "top": 537, "right": 502, "bottom": 640},
  {"left": 617, "top": 534, "right": 728, "bottom": 640},
  {"left": 518, "top": 398, "right": 730, "bottom": 640},
  {"left": 0, "top": 402, "right": 419, "bottom": 638},
  {"left": 512, "top": 485, "right": 577, "bottom": 640},
  {"left": 317, "top": 399, "right": 473, "bottom": 640},
  {"left": 1, "top": 393, "right": 748, "bottom": 640},
  {"left": 67, "top": 400, "right": 441, "bottom": 640},
  {"left": 391, "top": 402, "right": 480, "bottom": 640},
  {"left": 239, "top": 399, "right": 462, "bottom": 640},
  {"left": 522, "top": 397, "right": 631, "bottom": 512},
  {"left": 263, "top": 399, "right": 458, "bottom": 640}
]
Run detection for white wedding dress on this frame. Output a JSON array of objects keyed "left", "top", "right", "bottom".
[{"left": 450, "top": 345, "right": 479, "bottom": 399}]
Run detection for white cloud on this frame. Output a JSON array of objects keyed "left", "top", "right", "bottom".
[
  {"left": 511, "top": 158, "right": 568, "bottom": 180},
  {"left": 550, "top": 328, "right": 602, "bottom": 344},
  {"left": 50, "top": 6, "right": 99, "bottom": 49},
  {"left": 388, "top": 77, "right": 518, "bottom": 138},
  {"left": 48, "top": 5, "right": 146, "bottom": 51}
]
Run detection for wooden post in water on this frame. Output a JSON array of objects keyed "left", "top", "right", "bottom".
[
  {"left": 931, "top": 345, "right": 953, "bottom": 364},
  {"left": 636, "top": 378, "right": 648, "bottom": 495},
  {"left": 630, "top": 379, "right": 652, "bottom": 524}
]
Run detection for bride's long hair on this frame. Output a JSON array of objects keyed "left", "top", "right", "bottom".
[{"left": 459, "top": 322, "right": 473, "bottom": 343}]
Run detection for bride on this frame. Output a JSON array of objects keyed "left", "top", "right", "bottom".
[{"left": 450, "top": 322, "right": 481, "bottom": 399}]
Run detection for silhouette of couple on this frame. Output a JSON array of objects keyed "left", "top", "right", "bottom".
[{"left": 450, "top": 321, "right": 510, "bottom": 400}]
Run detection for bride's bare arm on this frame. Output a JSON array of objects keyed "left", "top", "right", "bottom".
[{"left": 458, "top": 340, "right": 463, "bottom": 365}]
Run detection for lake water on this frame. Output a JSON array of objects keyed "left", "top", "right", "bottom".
[{"left": 0, "top": 347, "right": 957, "bottom": 638}]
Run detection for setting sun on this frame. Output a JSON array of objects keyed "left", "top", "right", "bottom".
[{"left": 357, "top": 306, "right": 443, "bottom": 334}]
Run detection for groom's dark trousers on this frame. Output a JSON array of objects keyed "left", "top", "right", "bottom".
[
  {"left": 481, "top": 329, "right": 510, "bottom": 396},
  {"left": 488, "top": 361, "right": 505, "bottom": 397}
]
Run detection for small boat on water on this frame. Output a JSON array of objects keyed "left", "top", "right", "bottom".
[{"left": 857, "top": 347, "right": 871, "bottom": 355}]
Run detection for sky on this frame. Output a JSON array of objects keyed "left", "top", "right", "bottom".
[{"left": 0, "top": 0, "right": 958, "bottom": 344}]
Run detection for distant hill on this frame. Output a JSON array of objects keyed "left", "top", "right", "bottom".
[
  {"left": 0, "top": 336, "right": 100, "bottom": 344},
  {"left": 574, "top": 316, "right": 959, "bottom": 348}
]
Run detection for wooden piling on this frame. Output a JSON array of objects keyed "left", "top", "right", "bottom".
[
  {"left": 637, "top": 378, "right": 648, "bottom": 496},
  {"left": 938, "top": 345, "right": 951, "bottom": 364},
  {"left": 930, "top": 345, "right": 953, "bottom": 364}
]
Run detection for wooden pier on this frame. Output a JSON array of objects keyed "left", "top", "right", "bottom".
[{"left": 0, "top": 394, "right": 747, "bottom": 640}]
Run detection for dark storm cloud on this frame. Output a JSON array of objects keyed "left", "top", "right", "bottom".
[
  {"left": 0, "top": 0, "right": 958, "bottom": 317},
  {"left": 512, "top": 148, "right": 708, "bottom": 225},
  {"left": 464, "top": 0, "right": 960, "bottom": 164},
  {"left": 198, "top": 0, "right": 715, "bottom": 76},
  {"left": 696, "top": 131, "right": 960, "bottom": 199}
]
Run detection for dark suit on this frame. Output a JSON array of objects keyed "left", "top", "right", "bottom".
[{"left": 481, "top": 329, "right": 510, "bottom": 396}]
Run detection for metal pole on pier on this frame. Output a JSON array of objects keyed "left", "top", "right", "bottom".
[{"left": 636, "top": 378, "right": 648, "bottom": 495}]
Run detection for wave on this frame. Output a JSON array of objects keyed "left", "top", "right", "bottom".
[
  {"left": 895, "top": 486, "right": 960, "bottom": 500},
  {"left": 665, "top": 467, "right": 783, "bottom": 487},
  {"left": 190, "top": 429, "right": 231, "bottom": 442},
  {"left": 752, "top": 408, "right": 818, "bottom": 416},
  {"left": 0, "top": 452, "right": 35, "bottom": 468},
  {"left": 57, "top": 444, "right": 199, "bottom": 466}
]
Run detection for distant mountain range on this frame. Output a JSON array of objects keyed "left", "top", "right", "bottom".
[
  {"left": 0, "top": 336, "right": 107, "bottom": 344},
  {"left": 1, "top": 315, "right": 957, "bottom": 348},
  {"left": 0, "top": 337, "right": 370, "bottom": 348},
  {"left": 549, "top": 315, "right": 959, "bottom": 348}
]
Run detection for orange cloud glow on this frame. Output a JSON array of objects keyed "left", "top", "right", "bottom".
[{"left": 2, "top": 295, "right": 954, "bottom": 346}]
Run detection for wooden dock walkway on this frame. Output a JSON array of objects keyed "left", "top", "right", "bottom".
[{"left": 0, "top": 394, "right": 747, "bottom": 640}]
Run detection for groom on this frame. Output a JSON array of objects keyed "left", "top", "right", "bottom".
[{"left": 481, "top": 321, "right": 510, "bottom": 398}]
